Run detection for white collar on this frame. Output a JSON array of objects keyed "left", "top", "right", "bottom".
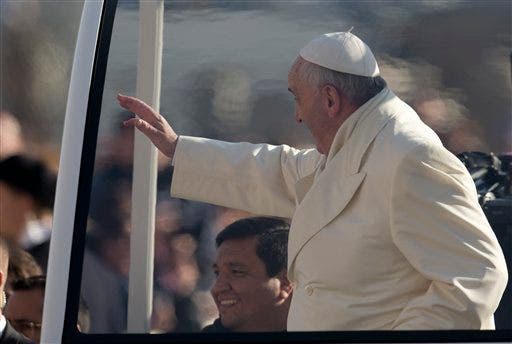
[
  {"left": 0, "top": 314, "right": 7, "bottom": 337},
  {"left": 325, "top": 87, "right": 391, "bottom": 164}
]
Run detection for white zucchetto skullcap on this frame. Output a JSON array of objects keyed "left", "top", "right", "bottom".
[{"left": 299, "top": 32, "right": 380, "bottom": 77}]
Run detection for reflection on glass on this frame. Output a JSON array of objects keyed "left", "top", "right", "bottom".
[
  {"left": 80, "top": 0, "right": 511, "bottom": 335},
  {"left": 80, "top": 2, "right": 137, "bottom": 334}
]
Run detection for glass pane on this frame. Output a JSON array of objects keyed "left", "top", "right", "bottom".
[
  {"left": 80, "top": 0, "right": 138, "bottom": 334},
  {"left": 79, "top": 0, "right": 511, "bottom": 337},
  {"left": 158, "top": 0, "right": 511, "bottom": 333}
]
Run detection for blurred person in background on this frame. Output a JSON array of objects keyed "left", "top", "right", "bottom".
[
  {"left": 0, "top": 155, "right": 56, "bottom": 270},
  {"left": 155, "top": 231, "right": 202, "bottom": 332},
  {"left": 85, "top": 111, "right": 219, "bottom": 332},
  {"left": 150, "top": 291, "right": 177, "bottom": 333},
  {"left": 0, "top": 238, "right": 33, "bottom": 344},
  {"left": 119, "top": 31, "right": 507, "bottom": 330},
  {"left": 76, "top": 297, "right": 90, "bottom": 333},
  {"left": 80, "top": 246, "right": 128, "bottom": 334},
  {"left": 4, "top": 276, "right": 44, "bottom": 343},
  {"left": 0, "top": 112, "right": 25, "bottom": 160},
  {"left": 81, "top": 207, "right": 129, "bottom": 333},
  {"left": 204, "top": 217, "right": 292, "bottom": 332},
  {"left": 5, "top": 246, "right": 42, "bottom": 297},
  {"left": 151, "top": 198, "right": 203, "bottom": 332}
]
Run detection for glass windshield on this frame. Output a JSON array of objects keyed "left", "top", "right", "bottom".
[{"left": 78, "top": 0, "right": 511, "bottom": 337}]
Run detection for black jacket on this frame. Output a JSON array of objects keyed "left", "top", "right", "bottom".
[
  {"left": 0, "top": 320, "right": 33, "bottom": 344},
  {"left": 201, "top": 318, "right": 231, "bottom": 333}
]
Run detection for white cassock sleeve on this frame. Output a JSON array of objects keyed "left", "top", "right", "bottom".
[
  {"left": 170, "top": 136, "right": 323, "bottom": 219},
  {"left": 390, "top": 143, "right": 508, "bottom": 329}
]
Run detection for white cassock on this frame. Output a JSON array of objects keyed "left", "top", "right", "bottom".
[{"left": 170, "top": 88, "right": 508, "bottom": 330}]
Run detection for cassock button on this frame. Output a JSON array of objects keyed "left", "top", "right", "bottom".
[{"left": 305, "top": 284, "right": 314, "bottom": 296}]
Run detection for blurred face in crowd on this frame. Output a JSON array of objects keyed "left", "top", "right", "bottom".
[
  {"left": 0, "top": 181, "right": 33, "bottom": 243},
  {"left": 211, "top": 236, "right": 288, "bottom": 331},
  {"left": 5, "top": 288, "right": 44, "bottom": 343},
  {"left": 0, "top": 111, "right": 24, "bottom": 159}
]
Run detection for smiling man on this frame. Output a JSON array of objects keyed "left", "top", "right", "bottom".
[{"left": 203, "top": 217, "right": 292, "bottom": 332}]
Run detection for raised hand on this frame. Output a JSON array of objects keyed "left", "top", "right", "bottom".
[{"left": 117, "top": 94, "right": 178, "bottom": 159}]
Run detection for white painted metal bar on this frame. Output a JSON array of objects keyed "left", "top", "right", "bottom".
[
  {"left": 40, "top": 2, "right": 104, "bottom": 343},
  {"left": 127, "top": 0, "right": 164, "bottom": 333}
]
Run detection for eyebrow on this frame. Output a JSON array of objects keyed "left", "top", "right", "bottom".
[
  {"left": 212, "top": 262, "right": 247, "bottom": 269},
  {"left": 288, "top": 88, "right": 294, "bottom": 94}
]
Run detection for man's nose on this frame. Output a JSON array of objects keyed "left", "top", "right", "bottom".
[{"left": 212, "top": 275, "right": 230, "bottom": 294}]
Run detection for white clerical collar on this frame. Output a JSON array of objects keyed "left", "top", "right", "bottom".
[
  {"left": 325, "top": 87, "right": 390, "bottom": 164},
  {"left": 0, "top": 314, "right": 7, "bottom": 338}
]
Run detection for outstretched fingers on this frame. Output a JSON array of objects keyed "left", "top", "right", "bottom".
[
  {"left": 123, "top": 117, "right": 158, "bottom": 138},
  {"left": 117, "top": 94, "right": 160, "bottom": 125},
  {"left": 117, "top": 93, "right": 178, "bottom": 158}
]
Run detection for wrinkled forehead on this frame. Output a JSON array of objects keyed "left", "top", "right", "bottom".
[
  {"left": 288, "top": 56, "right": 304, "bottom": 79},
  {"left": 288, "top": 56, "right": 312, "bottom": 88}
]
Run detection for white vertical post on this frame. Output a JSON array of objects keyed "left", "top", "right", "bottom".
[
  {"left": 127, "top": 0, "right": 164, "bottom": 333},
  {"left": 40, "top": 2, "right": 104, "bottom": 343}
]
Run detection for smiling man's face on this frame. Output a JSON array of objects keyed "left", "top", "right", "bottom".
[{"left": 211, "top": 236, "right": 283, "bottom": 331}]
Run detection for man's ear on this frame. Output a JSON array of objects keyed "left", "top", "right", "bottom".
[
  {"left": 277, "top": 270, "right": 293, "bottom": 298},
  {"left": 322, "top": 84, "right": 341, "bottom": 118}
]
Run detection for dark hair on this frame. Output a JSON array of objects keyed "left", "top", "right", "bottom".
[
  {"left": 10, "top": 275, "right": 46, "bottom": 291},
  {"left": 7, "top": 246, "right": 42, "bottom": 282},
  {"left": 0, "top": 155, "right": 56, "bottom": 211},
  {"left": 215, "top": 217, "right": 290, "bottom": 277}
]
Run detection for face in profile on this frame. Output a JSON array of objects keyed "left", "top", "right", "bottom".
[
  {"left": 211, "top": 236, "right": 285, "bottom": 331},
  {"left": 288, "top": 60, "right": 327, "bottom": 154}
]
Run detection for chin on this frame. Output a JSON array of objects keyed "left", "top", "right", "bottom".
[
  {"left": 312, "top": 137, "right": 325, "bottom": 154},
  {"left": 220, "top": 317, "right": 237, "bottom": 330},
  {"left": 316, "top": 145, "right": 325, "bottom": 155}
]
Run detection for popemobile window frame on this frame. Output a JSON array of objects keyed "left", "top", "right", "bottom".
[{"left": 39, "top": 1, "right": 512, "bottom": 343}]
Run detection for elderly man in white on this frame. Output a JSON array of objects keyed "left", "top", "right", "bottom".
[{"left": 118, "top": 32, "right": 508, "bottom": 330}]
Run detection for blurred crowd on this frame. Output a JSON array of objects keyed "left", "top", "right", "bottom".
[{"left": 0, "top": 109, "right": 259, "bottom": 342}]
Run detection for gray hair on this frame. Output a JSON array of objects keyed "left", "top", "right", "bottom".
[{"left": 293, "top": 57, "right": 387, "bottom": 106}]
